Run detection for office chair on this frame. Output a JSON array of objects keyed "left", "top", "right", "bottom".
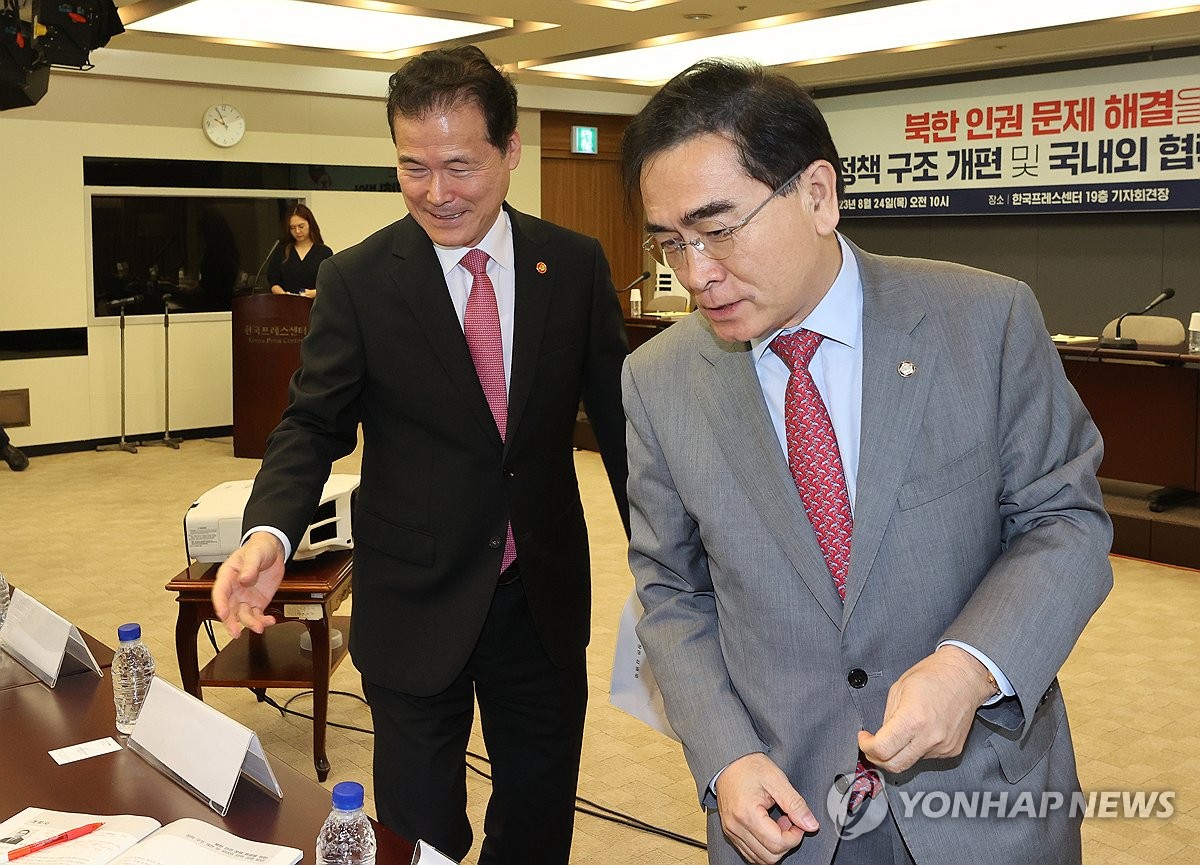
[
  {"left": 642, "top": 294, "right": 689, "bottom": 313},
  {"left": 1100, "top": 315, "right": 1186, "bottom": 352}
]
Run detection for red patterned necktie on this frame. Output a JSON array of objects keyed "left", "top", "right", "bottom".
[
  {"left": 461, "top": 248, "right": 516, "bottom": 573},
  {"left": 771, "top": 328, "right": 880, "bottom": 809}
]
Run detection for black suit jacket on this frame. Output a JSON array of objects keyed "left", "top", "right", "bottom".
[{"left": 243, "top": 205, "right": 630, "bottom": 695}]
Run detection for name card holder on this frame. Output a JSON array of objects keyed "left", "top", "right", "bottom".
[
  {"left": 128, "top": 677, "right": 284, "bottom": 816},
  {"left": 0, "top": 588, "right": 103, "bottom": 687},
  {"left": 412, "top": 840, "right": 460, "bottom": 864}
]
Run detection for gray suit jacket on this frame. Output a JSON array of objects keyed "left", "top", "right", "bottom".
[{"left": 623, "top": 240, "right": 1112, "bottom": 864}]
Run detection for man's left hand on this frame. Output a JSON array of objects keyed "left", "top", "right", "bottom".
[{"left": 858, "top": 645, "right": 997, "bottom": 773}]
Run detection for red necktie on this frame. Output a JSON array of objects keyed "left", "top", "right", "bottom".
[
  {"left": 771, "top": 329, "right": 880, "bottom": 809},
  {"left": 461, "top": 249, "right": 516, "bottom": 573}
]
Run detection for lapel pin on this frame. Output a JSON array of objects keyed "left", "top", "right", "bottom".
[
  {"left": 897, "top": 360, "right": 917, "bottom": 378},
  {"left": 536, "top": 261, "right": 548, "bottom": 275}
]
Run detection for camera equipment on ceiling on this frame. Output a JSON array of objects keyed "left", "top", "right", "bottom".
[{"left": 1, "top": 0, "right": 123, "bottom": 111}]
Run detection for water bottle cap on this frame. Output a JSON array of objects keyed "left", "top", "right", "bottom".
[
  {"left": 331, "top": 781, "right": 365, "bottom": 810},
  {"left": 117, "top": 622, "right": 141, "bottom": 641}
]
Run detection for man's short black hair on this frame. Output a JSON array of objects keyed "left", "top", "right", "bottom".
[
  {"left": 620, "top": 59, "right": 843, "bottom": 208},
  {"left": 386, "top": 45, "right": 518, "bottom": 150}
]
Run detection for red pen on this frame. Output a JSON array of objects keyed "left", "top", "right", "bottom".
[{"left": 3, "top": 823, "right": 104, "bottom": 862}]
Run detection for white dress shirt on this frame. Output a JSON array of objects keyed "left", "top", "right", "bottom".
[{"left": 248, "top": 210, "right": 517, "bottom": 560}]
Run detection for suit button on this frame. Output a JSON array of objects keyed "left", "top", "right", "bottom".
[
  {"left": 504, "top": 470, "right": 515, "bottom": 479},
  {"left": 488, "top": 536, "right": 503, "bottom": 549},
  {"left": 847, "top": 668, "right": 868, "bottom": 689}
]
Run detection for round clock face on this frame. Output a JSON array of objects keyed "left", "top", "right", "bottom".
[{"left": 202, "top": 103, "right": 246, "bottom": 148}]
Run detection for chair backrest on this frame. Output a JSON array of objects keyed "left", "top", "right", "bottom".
[
  {"left": 1101, "top": 315, "right": 1186, "bottom": 351},
  {"left": 643, "top": 294, "right": 688, "bottom": 313}
]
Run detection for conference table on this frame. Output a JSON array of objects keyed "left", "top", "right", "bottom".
[
  {"left": 1057, "top": 344, "right": 1200, "bottom": 510},
  {"left": 0, "top": 657, "right": 415, "bottom": 863}
]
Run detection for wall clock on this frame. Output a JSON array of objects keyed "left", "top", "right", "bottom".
[{"left": 202, "top": 103, "right": 246, "bottom": 148}]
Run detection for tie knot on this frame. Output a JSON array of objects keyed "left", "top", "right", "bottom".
[
  {"left": 771, "top": 328, "right": 823, "bottom": 371},
  {"left": 461, "top": 248, "right": 490, "bottom": 277}
]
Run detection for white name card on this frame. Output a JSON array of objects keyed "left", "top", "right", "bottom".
[
  {"left": 0, "top": 588, "right": 102, "bottom": 687},
  {"left": 412, "top": 840, "right": 460, "bottom": 864},
  {"left": 128, "top": 677, "right": 283, "bottom": 816}
]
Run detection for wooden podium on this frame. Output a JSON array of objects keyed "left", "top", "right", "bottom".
[{"left": 232, "top": 293, "right": 312, "bottom": 459}]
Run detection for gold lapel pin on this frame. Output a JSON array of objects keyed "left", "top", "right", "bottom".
[
  {"left": 536, "top": 261, "right": 548, "bottom": 274},
  {"left": 897, "top": 360, "right": 917, "bottom": 378}
]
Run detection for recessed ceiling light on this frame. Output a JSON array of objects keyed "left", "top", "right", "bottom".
[
  {"left": 684, "top": 13, "right": 712, "bottom": 20},
  {"left": 125, "top": 0, "right": 504, "bottom": 55},
  {"left": 528, "top": 0, "right": 1200, "bottom": 84}
]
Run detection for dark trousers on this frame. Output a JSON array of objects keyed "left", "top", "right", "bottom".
[{"left": 363, "top": 576, "right": 588, "bottom": 865}]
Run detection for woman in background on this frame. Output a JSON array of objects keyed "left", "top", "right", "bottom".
[{"left": 268, "top": 204, "right": 332, "bottom": 298}]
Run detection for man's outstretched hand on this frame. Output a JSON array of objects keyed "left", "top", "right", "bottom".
[{"left": 211, "top": 532, "right": 287, "bottom": 638}]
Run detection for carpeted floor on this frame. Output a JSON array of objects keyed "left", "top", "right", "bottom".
[{"left": 2, "top": 437, "right": 1196, "bottom": 863}]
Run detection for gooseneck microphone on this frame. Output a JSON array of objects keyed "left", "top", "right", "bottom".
[
  {"left": 1139, "top": 288, "right": 1176, "bottom": 313},
  {"left": 1100, "top": 288, "right": 1176, "bottom": 350},
  {"left": 618, "top": 271, "right": 652, "bottom": 293},
  {"left": 252, "top": 239, "right": 281, "bottom": 292}
]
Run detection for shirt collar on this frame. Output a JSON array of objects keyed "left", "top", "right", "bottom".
[
  {"left": 431, "top": 209, "right": 513, "bottom": 277},
  {"left": 750, "top": 233, "right": 861, "bottom": 364}
]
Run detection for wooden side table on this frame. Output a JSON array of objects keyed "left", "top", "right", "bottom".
[{"left": 165, "top": 550, "right": 353, "bottom": 781}]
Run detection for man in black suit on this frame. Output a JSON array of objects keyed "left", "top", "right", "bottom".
[{"left": 212, "top": 46, "right": 629, "bottom": 864}]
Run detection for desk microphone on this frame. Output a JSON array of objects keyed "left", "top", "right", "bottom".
[
  {"left": 251, "top": 239, "right": 281, "bottom": 292},
  {"left": 1100, "top": 288, "right": 1175, "bottom": 350},
  {"left": 109, "top": 295, "right": 143, "bottom": 307},
  {"left": 619, "top": 271, "right": 652, "bottom": 293}
]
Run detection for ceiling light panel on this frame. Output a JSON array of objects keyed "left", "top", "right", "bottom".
[
  {"left": 528, "top": 0, "right": 1199, "bottom": 84},
  {"left": 126, "top": 0, "right": 503, "bottom": 54}
]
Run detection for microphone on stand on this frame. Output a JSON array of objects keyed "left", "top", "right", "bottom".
[
  {"left": 1100, "top": 288, "right": 1175, "bottom": 350},
  {"left": 618, "top": 271, "right": 652, "bottom": 293},
  {"left": 251, "top": 239, "right": 281, "bottom": 293},
  {"left": 109, "top": 295, "right": 143, "bottom": 307}
]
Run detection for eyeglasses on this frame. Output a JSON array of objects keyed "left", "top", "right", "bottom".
[{"left": 643, "top": 166, "right": 807, "bottom": 270}]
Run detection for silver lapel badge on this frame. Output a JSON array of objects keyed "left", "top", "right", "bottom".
[{"left": 897, "top": 360, "right": 917, "bottom": 378}]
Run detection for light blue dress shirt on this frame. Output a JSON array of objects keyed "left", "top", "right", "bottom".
[{"left": 749, "top": 234, "right": 1012, "bottom": 700}]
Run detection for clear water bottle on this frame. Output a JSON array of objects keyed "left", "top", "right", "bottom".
[
  {"left": 112, "top": 623, "right": 156, "bottom": 735},
  {"left": 0, "top": 570, "right": 10, "bottom": 630},
  {"left": 316, "top": 782, "right": 377, "bottom": 865}
]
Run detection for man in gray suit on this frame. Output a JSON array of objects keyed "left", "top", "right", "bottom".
[{"left": 619, "top": 59, "right": 1112, "bottom": 865}]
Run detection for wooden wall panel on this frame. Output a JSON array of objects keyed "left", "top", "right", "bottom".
[{"left": 540, "top": 111, "right": 645, "bottom": 316}]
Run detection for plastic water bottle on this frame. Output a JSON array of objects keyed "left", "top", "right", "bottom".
[
  {"left": 112, "top": 623, "right": 156, "bottom": 735},
  {"left": 1189, "top": 312, "right": 1200, "bottom": 354},
  {"left": 0, "top": 570, "right": 10, "bottom": 630},
  {"left": 315, "top": 782, "right": 377, "bottom": 865}
]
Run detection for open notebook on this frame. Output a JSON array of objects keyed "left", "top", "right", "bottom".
[{"left": 0, "top": 808, "right": 301, "bottom": 865}]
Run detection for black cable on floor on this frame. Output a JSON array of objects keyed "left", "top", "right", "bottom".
[{"left": 254, "top": 689, "right": 706, "bottom": 851}]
